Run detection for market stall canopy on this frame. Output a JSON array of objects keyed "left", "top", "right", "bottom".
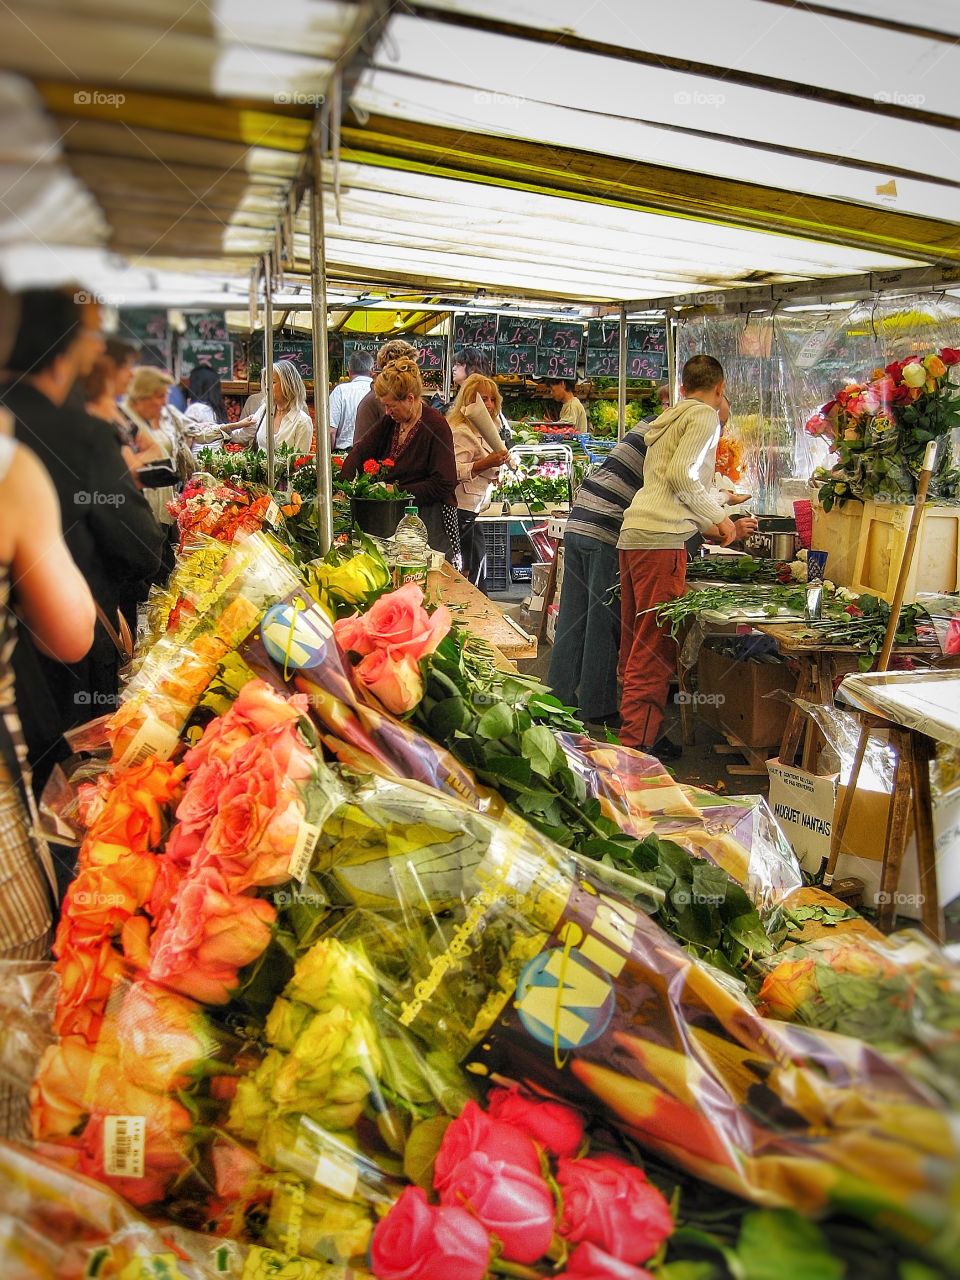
[{"left": 0, "top": 0, "right": 957, "bottom": 305}]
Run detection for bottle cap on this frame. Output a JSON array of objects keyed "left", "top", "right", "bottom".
[{"left": 405, "top": 504, "right": 417, "bottom": 515}]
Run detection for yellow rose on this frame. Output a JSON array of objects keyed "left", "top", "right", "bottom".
[
  {"left": 273, "top": 1008, "right": 354, "bottom": 1108},
  {"left": 266, "top": 997, "right": 315, "bottom": 1052},
  {"left": 901, "top": 361, "right": 927, "bottom": 388},
  {"left": 285, "top": 940, "right": 376, "bottom": 1014},
  {"left": 228, "top": 1061, "right": 280, "bottom": 1140},
  {"left": 924, "top": 354, "right": 946, "bottom": 378}
]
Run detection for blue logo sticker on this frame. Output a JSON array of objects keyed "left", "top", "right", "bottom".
[
  {"left": 515, "top": 945, "right": 615, "bottom": 1051},
  {"left": 261, "top": 601, "right": 332, "bottom": 671}
]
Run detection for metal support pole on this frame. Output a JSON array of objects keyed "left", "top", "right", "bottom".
[
  {"left": 617, "top": 303, "right": 627, "bottom": 440},
  {"left": 264, "top": 253, "right": 275, "bottom": 489},
  {"left": 443, "top": 311, "right": 455, "bottom": 406},
  {"left": 665, "top": 306, "right": 677, "bottom": 405},
  {"left": 311, "top": 130, "right": 334, "bottom": 554}
]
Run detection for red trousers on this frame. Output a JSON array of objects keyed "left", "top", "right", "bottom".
[{"left": 618, "top": 548, "right": 686, "bottom": 749}]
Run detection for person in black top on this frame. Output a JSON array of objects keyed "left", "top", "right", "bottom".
[{"left": 0, "top": 288, "right": 163, "bottom": 785}]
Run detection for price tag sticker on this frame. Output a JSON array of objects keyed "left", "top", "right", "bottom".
[
  {"left": 265, "top": 499, "right": 281, "bottom": 527},
  {"left": 103, "top": 1115, "right": 145, "bottom": 1178},
  {"left": 312, "top": 1152, "right": 359, "bottom": 1201},
  {"left": 117, "top": 715, "right": 181, "bottom": 770},
  {"left": 288, "top": 821, "right": 321, "bottom": 883}
]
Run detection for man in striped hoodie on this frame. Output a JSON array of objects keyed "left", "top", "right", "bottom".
[{"left": 617, "top": 355, "right": 757, "bottom": 758}]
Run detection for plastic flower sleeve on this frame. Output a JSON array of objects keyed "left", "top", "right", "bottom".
[{"left": 0, "top": 1139, "right": 371, "bottom": 1279}]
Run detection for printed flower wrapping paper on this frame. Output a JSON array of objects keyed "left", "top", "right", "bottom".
[{"left": 6, "top": 536, "right": 960, "bottom": 1277}]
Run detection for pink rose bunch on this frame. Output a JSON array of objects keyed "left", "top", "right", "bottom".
[
  {"left": 372, "top": 1089, "right": 671, "bottom": 1280},
  {"left": 333, "top": 583, "right": 451, "bottom": 715},
  {"left": 147, "top": 680, "right": 320, "bottom": 1004}
]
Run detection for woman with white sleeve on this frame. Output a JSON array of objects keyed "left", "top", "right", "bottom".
[{"left": 447, "top": 374, "right": 509, "bottom": 591}]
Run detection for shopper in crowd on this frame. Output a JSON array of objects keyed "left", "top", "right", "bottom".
[
  {"left": 0, "top": 425, "right": 97, "bottom": 1135},
  {"left": 617, "top": 355, "right": 757, "bottom": 759},
  {"left": 242, "top": 359, "right": 313, "bottom": 453},
  {"left": 181, "top": 364, "right": 256, "bottom": 451},
  {"left": 167, "top": 374, "right": 189, "bottom": 414},
  {"left": 85, "top": 346, "right": 168, "bottom": 481},
  {"left": 329, "top": 349, "right": 374, "bottom": 452},
  {"left": 353, "top": 339, "right": 419, "bottom": 444},
  {"left": 549, "top": 377, "right": 589, "bottom": 434},
  {"left": 447, "top": 374, "right": 509, "bottom": 590},
  {"left": 547, "top": 417, "right": 650, "bottom": 729},
  {"left": 123, "top": 367, "right": 189, "bottom": 581},
  {"left": 341, "top": 357, "right": 457, "bottom": 555},
  {"left": 0, "top": 288, "right": 163, "bottom": 772}
]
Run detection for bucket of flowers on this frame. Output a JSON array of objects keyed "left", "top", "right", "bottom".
[{"left": 334, "top": 457, "right": 413, "bottom": 538}]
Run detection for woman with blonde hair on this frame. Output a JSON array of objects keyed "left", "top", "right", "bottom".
[
  {"left": 447, "top": 374, "right": 508, "bottom": 590},
  {"left": 340, "top": 357, "right": 457, "bottom": 555}
]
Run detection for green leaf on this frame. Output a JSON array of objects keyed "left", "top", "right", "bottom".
[
  {"left": 403, "top": 1116, "right": 452, "bottom": 1192},
  {"left": 735, "top": 1210, "right": 844, "bottom": 1280},
  {"left": 657, "top": 1264, "right": 723, "bottom": 1280},
  {"left": 428, "top": 696, "right": 467, "bottom": 738},
  {"left": 521, "top": 724, "right": 563, "bottom": 778},
  {"left": 476, "top": 702, "right": 515, "bottom": 739},
  {"left": 727, "top": 912, "right": 775, "bottom": 958},
  {"left": 481, "top": 755, "right": 533, "bottom": 787}
]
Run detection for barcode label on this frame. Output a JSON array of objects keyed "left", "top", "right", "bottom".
[
  {"left": 116, "top": 714, "right": 180, "bottom": 770},
  {"left": 287, "top": 821, "right": 321, "bottom": 883},
  {"left": 265, "top": 499, "right": 281, "bottom": 526},
  {"left": 103, "top": 1115, "right": 145, "bottom": 1178}
]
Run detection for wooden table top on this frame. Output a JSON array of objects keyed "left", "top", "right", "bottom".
[
  {"left": 754, "top": 620, "right": 937, "bottom": 657},
  {"left": 429, "top": 563, "right": 537, "bottom": 664}
]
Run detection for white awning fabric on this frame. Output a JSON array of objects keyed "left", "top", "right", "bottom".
[{"left": 0, "top": 0, "right": 955, "bottom": 306}]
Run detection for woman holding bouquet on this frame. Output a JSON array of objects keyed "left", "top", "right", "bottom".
[
  {"left": 447, "top": 374, "right": 508, "bottom": 589},
  {"left": 340, "top": 357, "right": 458, "bottom": 557}
]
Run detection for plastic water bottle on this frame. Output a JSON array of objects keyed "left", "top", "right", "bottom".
[{"left": 392, "top": 504, "right": 430, "bottom": 590}]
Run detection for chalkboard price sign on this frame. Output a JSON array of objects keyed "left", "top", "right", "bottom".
[
  {"left": 250, "top": 338, "right": 314, "bottom": 381},
  {"left": 537, "top": 348, "right": 578, "bottom": 380},
  {"left": 627, "top": 323, "right": 667, "bottom": 355},
  {"left": 585, "top": 348, "right": 620, "bottom": 378},
  {"left": 180, "top": 340, "right": 234, "bottom": 380},
  {"left": 496, "top": 316, "right": 542, "bottom": 347},
  {"left": 587, "top": 319, "right": 620, "bottom": 350},
  {"left": 541, "top": 321, "right": 584, "bottom": 352},
  {"left": 496, "top": 344, "right": 538, "bottom": 377},
  {"left": 454, "top": 313, "right": 497, "bottom": 346},
  {"left": 119, "top": 309, "right": 169, "bottom": 344},
  {"left": 342, "top": 337, "right": 382, "bottom": 360},
  {"left": 628, "top": 351, "right": 666, "bottom": 379},
  {"left": 413, "top": 338, "right": 445, "bottom": 371},
  {"left": 183, "top": 310, "right": 228, "bottom": 342}
]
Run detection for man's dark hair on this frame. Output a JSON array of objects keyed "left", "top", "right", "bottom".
[
  {"left": 455, "top": 345, "right": 490, "bottom": 376},
  {"left": 348, "top": 349, "right": 374, "bottom": 376},
  {"left": 681, "top": 354, "right": 724, "bottom": 394},
  {"left": 6, "top": 288, "right": 83, "bottom": 376},
  {"left": 106, "top": 335, "right": 140, "bottom": 366},
  {"left": 549, "top": 378, "right": 576, "bottom": 392}
]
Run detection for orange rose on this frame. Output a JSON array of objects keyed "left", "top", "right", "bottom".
[
  {"left": 756, "top": 956, "right": 818, "bottom": 1020},
  {"left": 55, "top": 853, "right": 158, "bottom": 948},
  {"left": 53, "top": 940, "right": 127, "bottom": 1043},
  {"left": 31, "top": 1037, "right": 116, "bottom": 1141},
  {"left": 116, "top": 980, "right": 222, "bottom": 1094},
  {"left": 354, "top": 649, "right": 424, "bottom": 714}
]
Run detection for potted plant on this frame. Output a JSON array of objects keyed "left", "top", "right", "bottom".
[{"left": 334, "top": 457, "right": 412, "bottom": 538}]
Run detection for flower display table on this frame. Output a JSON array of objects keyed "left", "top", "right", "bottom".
[{"left": 429, "top": 562, "right": 536, "bottom": 663}]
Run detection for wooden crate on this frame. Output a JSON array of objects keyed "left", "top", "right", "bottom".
[
  {"left": 811, "top": 500, "right": 863, "bottom": 587},
  {"left": 851, "top": 501, "right": 960, "bottom": 604}
]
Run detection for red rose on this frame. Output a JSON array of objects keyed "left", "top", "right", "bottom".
[
  {"left": 942, "top": 348, "right": 960, "bottom": 366},
  {"left": 363, "top": 458, "right": 381, "bottom": 475},
  {"left": 382, "top": 457, "right": 396, "bottom": 467},
  {"left": 557, "top": 1154, "right": 673, "bottom": 1264},
  {"left": 294, "top": 455, "right": 313, "bottom": 469},
  {"left": 556, "top": 1242, "right": 655, "bottom": 1280},
  {"left": 486, "top": 1086, "right": 584, "bottom": 1158},
  {"left": 434, "top": 1100, "right": 541, "bottom": 1191},
  {"left": 332, "top": 455, "right": 345, "bottom": 469},
  {"left": 885, "top": 360, "right": 903, "bottom": 381},
  {"left": 371, "top": 1186, "right": 489, "bottom": 1280},
  {"left": 552, "top": 1239, "right": 660, "bottom": 1280},
  {"left": 844, "top": 604, "right": 863, "bottom": 618},
  {"left": 438, "top": 1150, "right": 555, "bottom": 1264}
]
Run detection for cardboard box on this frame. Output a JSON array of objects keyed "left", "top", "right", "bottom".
[
  {"left": 696, "top": 646, "right": 794, "bottom": 749},
  {"left": 851, "top": 501, "right": 960, "bottom": 604},
  {"left": 546, "top": 603, "right": 560, "bottom": 644},
  {"left": 767, "top": 758, "right": 960, "bottom": 918}
]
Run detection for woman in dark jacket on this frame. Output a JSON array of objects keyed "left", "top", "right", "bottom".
[{"left": 340, "top": 358, "right": 458, "bottom": 555}]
